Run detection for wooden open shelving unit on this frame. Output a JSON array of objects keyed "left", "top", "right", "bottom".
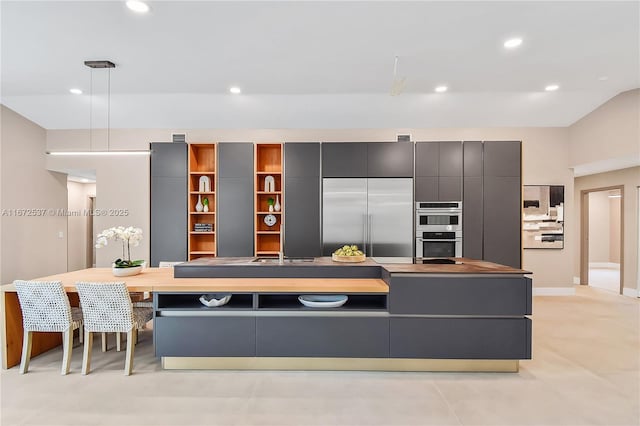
[
  {"left": 254, "top": 143, "right": 283, "bottom": 256},
  {"left": 188, "top": 143, "right": 216, "bottom": 260}
]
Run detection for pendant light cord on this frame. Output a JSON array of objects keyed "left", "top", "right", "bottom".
[
  {"left": 89, "top": 68, "right": 93, "bottom": 152},
  {"left": 107, "top": 66, "right": 111, "bottom": 152}
]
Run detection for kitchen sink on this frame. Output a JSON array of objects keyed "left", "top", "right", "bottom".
[{"left": 251, "top": 257, "right": 315, "bottom": 264}]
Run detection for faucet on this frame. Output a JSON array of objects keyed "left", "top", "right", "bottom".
[{"left": 278, "top": 251, "right": 284, "bottom": 265}]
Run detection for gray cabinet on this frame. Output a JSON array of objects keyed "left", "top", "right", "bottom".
[
  {"left": 217, "top": 143, "right": 254, "bottom": 257},
  {"left": 284, "top": 177, "right": 321, "bottom": 257},
  {"left": 389, "top": 275, "right": 532, "bottom": 316},
  {"left": 463, "top": 141, "right": 483, "bottom": 177},
  {"left": 284, "top": 143, "right": 321, "bottom": 257},
  {"left": 415, "top": 142, "right": 462, "bottom": 201},
  {"left": 256, "top": 316, "right": 389, "bottom": 358},
  {"left": 150, "top": 143, "right": 187, "bottom": 267},
  {"left": 367, "top": 142, "right": 413, "bottom": 177},
  {"left": 463, "top": 176, "right": 483, "bottom": 259},
  {"left": 322, "top": 143, "right": 367, "bottom": 178},
  {"left": 155, "top": 317, "right": 256, "bottom": 357},
  {"left": 482, "top": 141, "right": 521, "bottom": 268},
  {"left": 390, "top": 317, "right": 531, "bottom": 359}
]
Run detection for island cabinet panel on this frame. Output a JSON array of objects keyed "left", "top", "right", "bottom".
[
  {"left": 390, "top": 317, "right": 531, "bottom": 359},
  {"left": 155, "top": 317, "right": 256, "bottom": 357},
  {"left": 367, "top": 142, "right": 414, "bottom": 178},
  {"left": 256, "top": 317, "right": 389, "bottom": 358},
  {"left": 389, "top": 275, "right": 532, "bottom": 316},
  {"left": 321, "top": 143, "right": 367, "bottom": 178}
]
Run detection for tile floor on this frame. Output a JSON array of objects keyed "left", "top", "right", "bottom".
[{"left": 1, "top": 286, "right": 638, "bottom": 426}]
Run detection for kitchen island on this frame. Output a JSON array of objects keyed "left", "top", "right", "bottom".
[{"left": 2, "top": 257, "right": 532, "bottom": 372}]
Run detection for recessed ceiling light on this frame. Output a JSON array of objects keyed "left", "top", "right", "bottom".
[
  {"left": 229, "top": 87, "right": 242, "bottom": 94},
  {"left": 598, "top": 76, "right": 609, "bottom": 81},
  {"left": 126, "top": 1, "right": 150, "bottom": 13},
  {"left": 434, "top": 86, "right": 448, "bottom": 93},
  {"left": 504, "top": 38, "right": 523, "bottom": 49},
  {"left": 545, "top": 84, "right": 559, "bottom": 92},
  {"left": 69, "top": 88, "right": 83, "bottom": 95},
  {"left": 81, "top": 178, "right": 90, "bottom": 183}
]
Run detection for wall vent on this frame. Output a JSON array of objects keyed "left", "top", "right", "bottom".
[
  {"left": 172, "top": 133, "right": 186, "bottom": 143},
  {"left": 397, "top": 134, "right": 412, "bottom": 142}
]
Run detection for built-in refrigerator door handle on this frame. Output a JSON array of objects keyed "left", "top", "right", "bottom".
[
  {"left": 368, "top": 214, "right": 373, "bottom": 257},
  {"left": 363, "top": 214, "right": 368, "bottom": 255}
]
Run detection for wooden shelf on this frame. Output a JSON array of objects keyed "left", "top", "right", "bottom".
[
  {"left": 189, "top": 143, "right": 217, "bottom": 261},
  {"left": 255, "top": 143, "right": 283, "bottom": 256}
]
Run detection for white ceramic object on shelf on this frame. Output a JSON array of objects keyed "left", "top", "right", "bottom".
[
  {"left": 198, "top": 176, "right": 211, "bottom": 192},
  {"left": 264, "top": 175, "right": 275, "bottom": 192},
  {"left": 298, "top": 295, "right": 348, "bottom": 308},
  {"left": 199, "top": 294, "right": 232, "bottom": 307},
  {"left": 264, "top": 214, "right": 277, "bottom": 227},
  {"left": 112, "top": 266, "right": 143, "bottom": 277},
  {"left": 203, "top": 204, "right": 209, "bottom": 212},
  {"left": 274, "top": 195, "right": 281, "bottom": 212},
  {"left": 269, "top": 204, "right": 274, "bottom": 212},
  {"left": 195, "top": 194, "right": 203, "bottom": 212}
]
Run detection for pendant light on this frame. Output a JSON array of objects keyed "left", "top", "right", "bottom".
[{"left": 47, "top": 60, "right": 150, "bottom": 156}]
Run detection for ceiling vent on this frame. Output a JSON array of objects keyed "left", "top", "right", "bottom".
[{"left": 397, "top": 134, "right": 412, "bottom": 142}]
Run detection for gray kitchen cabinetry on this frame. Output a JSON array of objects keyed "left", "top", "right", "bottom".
[
  {"left": 256, "top": 316, "right": 390, "bottom": 358},
  {"left": 322, "top": 143, "right": 367, "bottom": 178},
  {"left": 483, "top": 141, "right": 522, "bottom": 268},
  {"left": 415, "top": 142, "right": 462, "bottom": 201},
  {"left": 284, "top": 143, "right": 321, "bottom": 257},
  {"left": 390, "top": 317, "right": 531, "bottom": 359},
  {"left": 462, "top": 141, "right": 484, "bottom": 259},
  {"left": 217, "top": 143, "right": 254, "bottom": 257},
  {"left": 367, "top": 142, "right": 414, "bottom": 178},
  {"left": 150, "top": 142, "right": 187, "bottom": 267}
]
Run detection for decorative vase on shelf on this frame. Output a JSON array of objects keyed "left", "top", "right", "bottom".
[
  {"left": 274, "top": 195, "right": 281, "bottom": 212},
  {"left": 199, "top": 176, "right": 211, "bottom": 192},
  {"left": 264, "top": 175, "right": 275, "bottom": 192},
  {"left": 269, "top": 204, "right": 274, "bottom": 212},
  {"left": 203, "top": 197, "right": 209, "bottom": 212},
  {"left": 195, "top": 195, "right": 203, "bottom": 212}
]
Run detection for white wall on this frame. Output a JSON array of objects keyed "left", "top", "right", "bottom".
[
  {"left": 47, "top": 126, "right": 574, "bottom": 288},
  {"left": 1, "top": 105, "right": 68, "bottom": 284},
  {"left": 588, "top": 191, "right": 611, "bottom": 263},
  {"left": 67, "top": 181, "right": 96, "bottom": 271}
]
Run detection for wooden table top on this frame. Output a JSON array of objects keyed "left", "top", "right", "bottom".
[{"left": 1, "top": 268, "right": 390, "bottom": 294}]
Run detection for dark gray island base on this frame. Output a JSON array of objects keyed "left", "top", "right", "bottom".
[{"left": 158, "top": 257, "right": 532, "bottom": 372}]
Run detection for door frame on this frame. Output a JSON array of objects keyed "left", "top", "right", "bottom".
[{"left": 580, "top": 185, "right": 624, "bottom": 294}]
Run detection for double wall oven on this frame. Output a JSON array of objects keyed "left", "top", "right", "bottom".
[{"left": 415, "top": 201, "right": 462, "bottom": 258}]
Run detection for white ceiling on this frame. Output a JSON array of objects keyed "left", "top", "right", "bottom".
[{"left": 1, "top": 1, "right": 638, "bottom": 129}]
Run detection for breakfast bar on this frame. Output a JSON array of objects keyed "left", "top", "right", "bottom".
[{"left": 2, "top": 257, "right": 532, "bottom": 372}]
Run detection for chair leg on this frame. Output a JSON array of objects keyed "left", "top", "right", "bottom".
[
  {"left": 61, "top": 329, "right": 72, "bottom": 375},
  {"left": 116, "top": 332, "right": 122, "bottom": 352},
  {"left": 101, "top": 332, "right": 107, "bottom": 352},
  {"left": 133, "top": 328, "right": 138, "bottom": 345},
  {"left": 79, "top": 325, "right": 84, "bottom": 343},
  {"left": 124, "top": 330, "right": 135, "bottom": 376},
  {"left": 82, "top": 331, "right": 93, "bottom": 375},
  {"left": 19, "top": 330, "right": 33, "bottom": 374}
]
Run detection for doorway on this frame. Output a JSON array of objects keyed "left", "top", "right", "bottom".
[{"left": 580, "top": 186, "right": 624, "bottom": 294}]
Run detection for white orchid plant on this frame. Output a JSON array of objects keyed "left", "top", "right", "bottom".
[{"left": 95, "top": 226, "right": 144, "bottom": 268}]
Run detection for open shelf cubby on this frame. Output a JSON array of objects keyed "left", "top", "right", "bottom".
[
  {"left": 157, "top": 293, "right": 254, "bottom": 310},
  {"left": 257, "top": 294, "right": 388, "bottom": 311},
  {"left": 254, "top": 143, "right": 283, "bottom": 255},
  {"left": 188, "top": 143, "right": 216, "bottom": 260}
]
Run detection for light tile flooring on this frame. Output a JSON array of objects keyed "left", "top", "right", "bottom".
[
  {"left": 2, "top": 286, "right": 638, "bottom": 426},
  {"left": 589, "top": 266, "right": 622, "bottom": 293}
]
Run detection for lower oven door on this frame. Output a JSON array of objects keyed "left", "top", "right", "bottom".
[{"left": 416, "top": 239, "right": 461, "bottom": 258}]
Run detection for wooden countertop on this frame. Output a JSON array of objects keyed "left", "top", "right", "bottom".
[{"left": 1, "top": 268, "right": 389, "bottom": 294}]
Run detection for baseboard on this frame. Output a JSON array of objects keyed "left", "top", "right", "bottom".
[
  {"left": 589, "top": 262, "right": 620, "bottom": 269},
  {"left": 533, "top": 287, "right": 576, "bottom": 296},
  {"left": 622, "top": 287, "right": 639, "bottom": 298},
  {"left": 573, "top": 276, "right": 580, "bottom": 285}
]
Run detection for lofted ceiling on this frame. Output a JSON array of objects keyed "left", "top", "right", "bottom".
[{"left": 1, "top": 1, "right": 638, "bottom": 129}]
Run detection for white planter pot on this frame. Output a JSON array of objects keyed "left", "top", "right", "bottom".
[{"left": 112, "top": 266, "right": 143, "bottom": 277}]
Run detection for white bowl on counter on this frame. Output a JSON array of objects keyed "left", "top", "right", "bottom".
[
  {"left": 298, "top": 294, "right": 348, "bottom": 308},
  {"left": 199, "top": 294, "right": 232, "bottom": 307}
]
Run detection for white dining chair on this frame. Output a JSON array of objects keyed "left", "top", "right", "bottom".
[
  {"left": 75, "top": 282, "right": 152, "bottom": 375},
  {"left": 14, "top": 280, "right": 83, "bottom": 375}
]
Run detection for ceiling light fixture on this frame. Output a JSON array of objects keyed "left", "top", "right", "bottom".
[
  {"left": 47, "top": 60, "right": 150, "bottom": 157},
  {"left": 545, "top": 84, "right": 559, "bottom": 91},
  {"left": 126, "top": 1, "right": 150, "bottom": 13},
  {"left": 69, "top": 88, "right": 83, "bottom": 95},
  {"left": 229, "top": 86, "right": 242, "bottom": 94},
  {"left": 598, "top": 76, "right": 609, "bottom": 81},
  {"left": 608, "top": 194, "right": 622, "bottom": 198},
  {"left": 504, "top": 38, "right": 523, "bottom": 49},
  {"left": 434, "top": 86, "right": 448, "bottom": 93}
]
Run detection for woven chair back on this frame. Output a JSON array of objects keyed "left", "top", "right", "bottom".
[
  {"left": 14, "top": 280, "right": 72, "bottom": 332},
  {"left": 75, "top": 282, "right": 133, "bottom": 332}
]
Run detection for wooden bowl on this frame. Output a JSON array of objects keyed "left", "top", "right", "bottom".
[{"left": 331, "top": 254, "right": 366, "bottom": 263}]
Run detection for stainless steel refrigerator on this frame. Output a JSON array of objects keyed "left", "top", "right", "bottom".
[{"left": 322, "top": 178, "right": 413, "bottom": 257}]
